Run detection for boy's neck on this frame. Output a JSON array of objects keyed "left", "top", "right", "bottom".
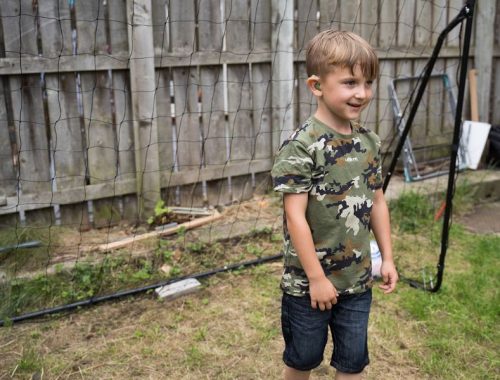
[{"left": 313, "top": 109, "right": 353, "bottom": 135}]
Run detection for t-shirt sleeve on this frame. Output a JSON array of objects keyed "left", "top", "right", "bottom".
[{"left": 271, "top": 140, "right": 314, "bottom": 193}]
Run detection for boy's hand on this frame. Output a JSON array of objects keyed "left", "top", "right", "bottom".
[
  {"left": 309, "top": 276, "right": 339, "bottom": 310},
  {"left": 379, "top": 260, "right": 398, "bottom": 293}
]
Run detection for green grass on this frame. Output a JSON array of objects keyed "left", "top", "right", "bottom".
[{"left": 398, "top": 230, "right": 499, "bottom": 379}]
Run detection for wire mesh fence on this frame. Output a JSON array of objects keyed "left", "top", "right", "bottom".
[{"left": 0, "top": 0, "right": 497, "bottom": 323}]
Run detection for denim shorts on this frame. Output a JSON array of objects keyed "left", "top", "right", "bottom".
[{"left": 281, "top": 289, "right": 372, "bottom": 373}]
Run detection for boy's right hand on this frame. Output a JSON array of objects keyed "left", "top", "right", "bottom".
[{"left": 309, "top": 276, "right": 339, "bottom": 311}]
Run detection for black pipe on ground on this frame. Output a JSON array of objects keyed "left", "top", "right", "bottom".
[{"left": 0, "top": 253, "right": 283, "bottom": 326}]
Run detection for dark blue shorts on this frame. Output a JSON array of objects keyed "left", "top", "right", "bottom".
[{"left": 281, "top": 289, "right": 372, "bottom": 373}]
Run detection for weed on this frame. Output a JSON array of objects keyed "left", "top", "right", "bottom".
[
  {"left": 246, "top": 243, "right": 264, "bottom": 257},
  {"left": 16, "top": 347, "right": 42, "bottom": 374},
  {"left": 185, "top": 242, "right": 205, "bottom": 254},
  {"left": 389, "top": 191, "right": 434, "bottom": 233}
]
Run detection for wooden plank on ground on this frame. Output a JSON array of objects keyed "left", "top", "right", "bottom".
[{"left": 98, "top": 210, "right": 222, "bottom": 251}]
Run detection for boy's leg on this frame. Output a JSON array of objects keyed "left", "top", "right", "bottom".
[
  {"left": 329, "top": 289, "right": 372, "bottom": 375},
  {"left": 281, "top": 293, "right": 330, "bottom": 374},
  {"left": 284, "top": 366, "right": 311, "bottom": 380}
]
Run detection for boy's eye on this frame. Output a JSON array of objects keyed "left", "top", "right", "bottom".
[
  {"left": 344, "top": 80, "right": 356, "bottom": 86},
  {"left": 366, "top": 80, "right": 374, "bottom": 86}
]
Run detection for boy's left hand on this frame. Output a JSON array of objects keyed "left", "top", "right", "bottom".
[{"left": 379, "top": 260, "right": 398, "bottom": 293}]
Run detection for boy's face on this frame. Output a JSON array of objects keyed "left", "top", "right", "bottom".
[{"left": 316, "top": 65, "right": 374, "bottom": 126}]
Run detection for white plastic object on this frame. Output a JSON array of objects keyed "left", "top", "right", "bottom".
[{"left": 370, "top": 240, "right": 382, "bottom": 278}]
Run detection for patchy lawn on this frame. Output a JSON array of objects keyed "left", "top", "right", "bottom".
[{"left": 0, "top": 191, "right": 499, "bottom": 379}]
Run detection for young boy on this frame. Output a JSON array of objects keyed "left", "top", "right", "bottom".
[{"left": 271, "top": 30, "right": 398, "bottom": 380}]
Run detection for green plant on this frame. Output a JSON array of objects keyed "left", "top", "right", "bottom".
[{"left": 147, "top": 199, "right": 172, "bottom": 225}]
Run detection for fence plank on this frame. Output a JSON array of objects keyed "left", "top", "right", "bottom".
[
  {"left": 251, "top": 0, "right": 271, "bottom": 51},
  {"left": 45, "top": 73, "right": 89, "bottom": 227},
  {"left": 0, "top": 0, "right": 38, "bottom": 58},
  {"left": 414, "top": 0, "right": 432, "bottom": 48},
  {"left": 318, "top": 0, "right": 340, "bottom": 31},
  {"left": 252, "top": 63, "right": 272, "bottom": 159},
  {"left": 227, "top": 65, "right": 254, "bottom": 162},
  {"left": 296, "top": 0, "right": 318, "bottom": 52},
  {"left": 39, "top": 0, "right": 73, "bottom": 58},
  {"left": 0, "top": 79, "right": 16, "bottom": 197},
  {"left": 379, "top": 0, "right": 397, "bottom": 50},
  {"left": 339, "top": 0, "right": 361, "bottom": 35},
  {"left": 108, "top": 0, "right": 129, "bottom": 54},
  {"left": 80, "top": 71, "right": 118, "bottom": 226},
  {"left": 397, "top": 0, "right": 414, "bottom": 48},
  {"left": 10, "top": 76, "right": 51, "bottom": 194},
  {"left": 377, "top": 60, "right": 395, "bottom": 146},
  {"left": 75, "top": 0, "right": 107, "bottom": 55},
  {"left": 446, "top": 0, "right": 463, "bottom": 48},
  {"left": 152, "top": 0, "right": 169, "bottom": 54},
  {"left": 198, "top": 0, "right": 223, "bottom": 52},
  {"left": 225, "top": 0, "right": 251, "bottom": 54},
  {"left": 360, "top": 0, "right": 378, "bottom": 46},
  {"left": 169, "top": 0, "right": 196, "bottom": 54},
  {"left": 296, "top": 62, "right": 314, "bottom": 125}
]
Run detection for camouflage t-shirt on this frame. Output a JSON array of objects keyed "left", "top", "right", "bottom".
[{"left": 271, "top": 116, "right": 383, "bottom": 296}]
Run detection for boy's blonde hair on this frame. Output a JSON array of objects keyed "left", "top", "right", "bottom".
[{"left": 306, "top": 30, "right": 379, "bottom": 80}]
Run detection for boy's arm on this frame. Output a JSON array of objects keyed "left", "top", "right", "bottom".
[
  {"left": 371, "top": 189, "right": 398, "bottom": 293},
  {"left": 284, "top": 193, "right": 338, "bottom": 310}
]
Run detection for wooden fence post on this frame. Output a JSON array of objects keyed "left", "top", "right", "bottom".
[
  {"left": 126, "top": 0, "right": 161, "bottom": 220},
  {"left": 474, "top": 0, "right": 495, "bottom": 122},
  {"left": 271, "top": 0, "right": 295, "bottom": 152}
]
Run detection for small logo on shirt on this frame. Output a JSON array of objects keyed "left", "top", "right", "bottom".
[{"left": 345, "top": 157, "right": 359, "bottom": 162}]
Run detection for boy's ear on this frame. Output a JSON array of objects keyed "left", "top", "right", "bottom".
[{"left": 307, "top": 75, "right": 322, "bottom": 95}]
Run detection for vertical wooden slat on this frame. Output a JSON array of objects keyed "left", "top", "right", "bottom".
[
  {"left": 155, "top": 69, "right": 174, "bottom": 174},
  {"left": 227, "top": 65, "right": 253, "bottom": 162},
  {"left": 474, "top": 0, "right": 495, "bottom": 122},
  {"left": 296, "top": 63, "right": 315, "bottom": 125},
  {"left": 296, "top": 0, "right": 318, "bottom": 52},
  {"left": 318, "top": 0, "right": 340, "bottom": 31},
  {"left": 225, "top": 0, "right": 254, "bottom": 202},
  {"left": 198, "top": 0, "right": 223, "bottom": 52},
  {"left": 360, "top": 0, "right": 378, "bottom": 46},
  {"left": 172, "top": 67, "right": 203, "bottom": 204},
  {"left": 250, "top": 0, "right": 271, "bottom": 51},
  {"left": 80, "top": 71, "right": 119, "bottom": 226},
  {"left": 10, "top": 76, "right": 51, "bottom": 195},
  {"left": 397, "top": 0, "right": 415, "bottom": 48},
  {"left": 45, "top": 73, "right": 89, "bottom": 227},
  {"left": 271, "top": 0, "right": 295, "bottom": 151},
  {"left": 431, "top": 0, "right": 448, "bottom": 46},
  {"left": 169, "top": 0, "right": 196, "bottom": 54},
  {"left": 39, "top": 0, "right": 73, "bottom": 58},
  {"left": 377, "top": 60, "right": 395, "bottom": 147},
  {"left": 151, "top": 0, "right": 169, "bottom": 54},
  {"left": 127, "top": 0, "right": 162, "bottom": 216},
  {"left": 108, "top": 0, "right": 129, "bottom": 54},
  {"left": 198, "top": 0, "right": 229, "bottom": 205},
  {"left": 252, "top": 63, "right": 272, "bottom": 160},
  {"left": 414, "top": 0, "right": 432, "bottom": 48},
  {"left": 339, "top": 0, "right": 361, "bottom": 35},
  {"left": 0, "top": 0, "right": 38, "bottom": 58},
  {"left": 250, "top": 0, "right": 272, "bottom": 160},
  {"left": 445, "top": 0, "right": 462, "bottom": 47},
  {"left": 0, "top": 80, "right": 16, "bottom": 198},
  {"left": 379, "top": 0, "right": 397, "bottom": 50},
  {"left": 410, "top": 59, "right": 429, "bottom": 148},
  {"left": 75, "top": 0, "right": 107, "bottom": 55}
]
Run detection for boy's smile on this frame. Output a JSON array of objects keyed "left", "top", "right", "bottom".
[{"left": 312, "top": 65, "right": 374, "bottom": 132}]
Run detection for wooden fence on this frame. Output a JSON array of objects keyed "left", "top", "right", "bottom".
[{"left": 0, "top": 0, "right": 498, "bottom": 227}]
